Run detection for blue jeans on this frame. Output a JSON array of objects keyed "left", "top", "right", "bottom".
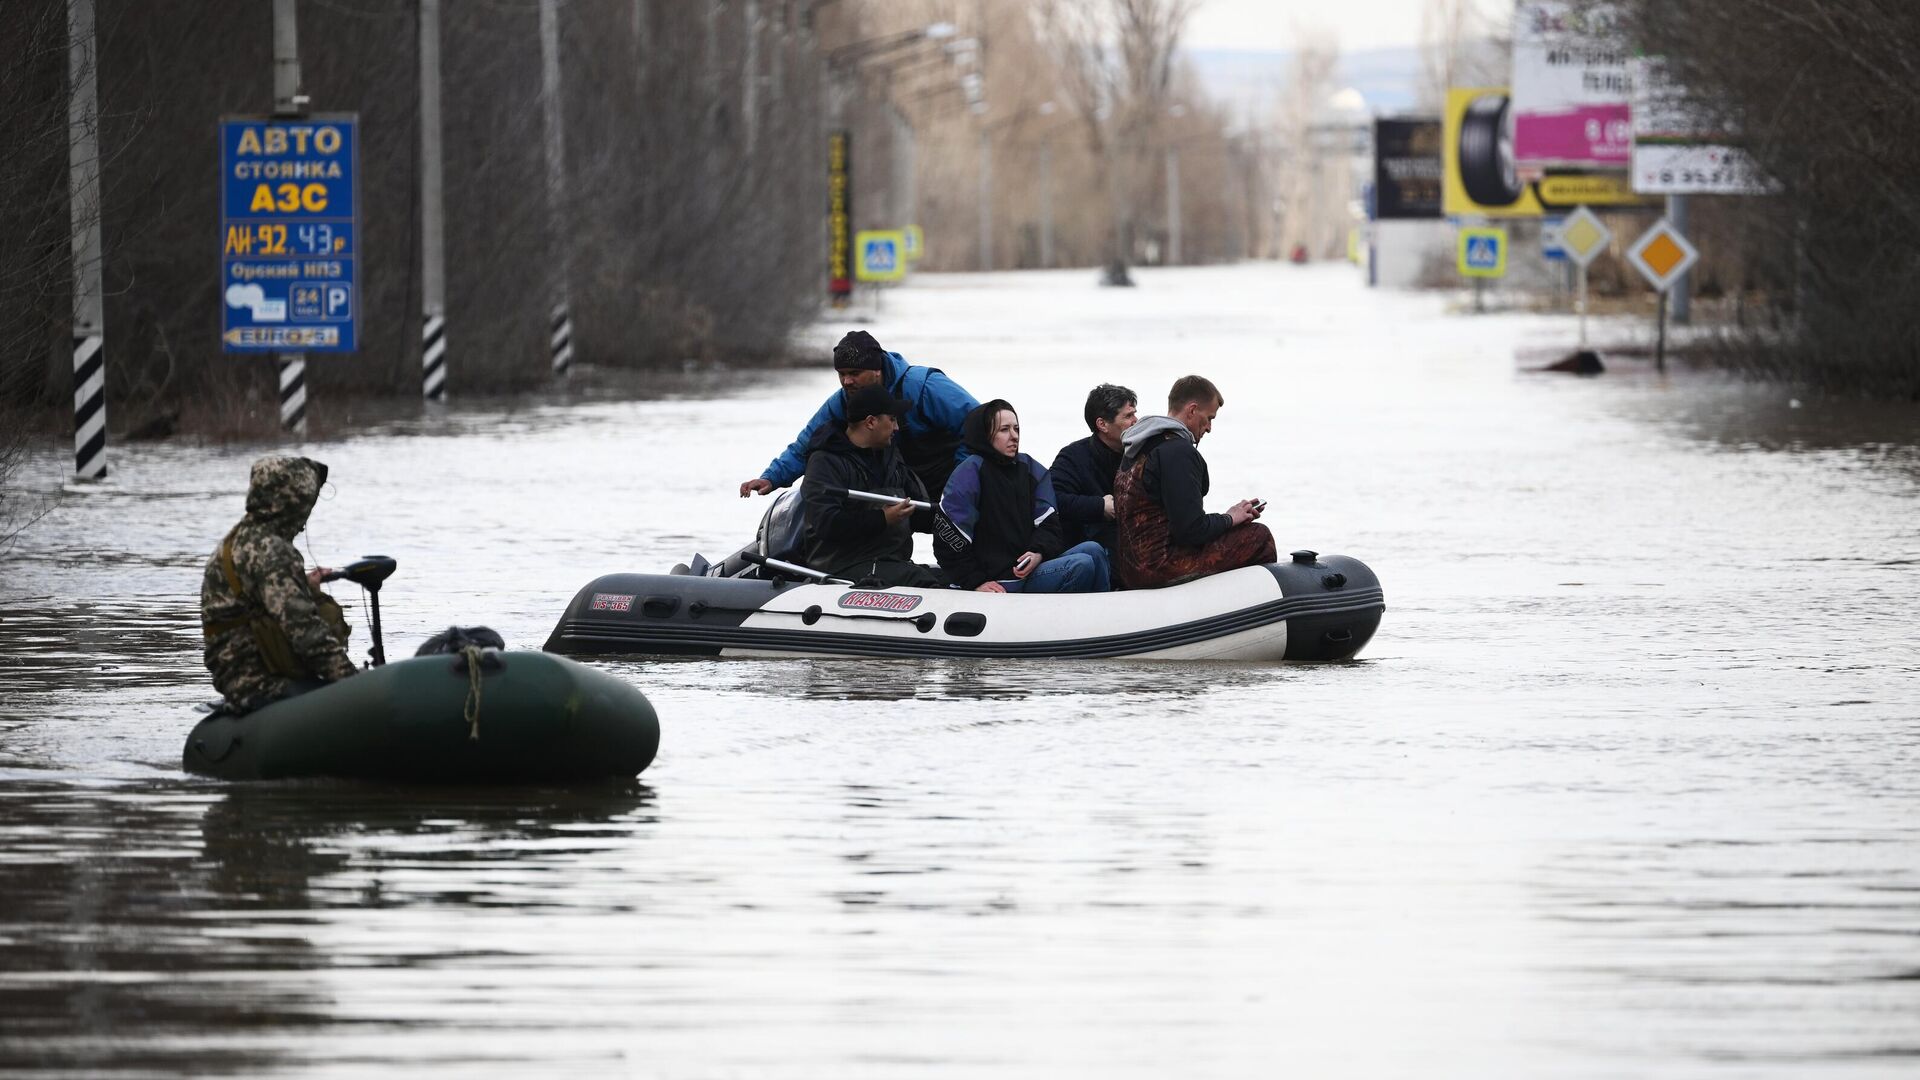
[{"left": 1001, "top": 541, "right": 1111, "bottom": 593}]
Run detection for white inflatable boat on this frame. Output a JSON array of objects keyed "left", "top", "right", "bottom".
[{"left": 544, "top": 550, "right": 1383, "bottom": 662}]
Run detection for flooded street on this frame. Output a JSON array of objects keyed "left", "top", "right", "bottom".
[{"left": 3, "top": 263, "right": 1918, "bottom": 1076}]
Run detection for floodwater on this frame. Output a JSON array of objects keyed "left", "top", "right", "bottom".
[{"left": 2, "top": 263, "right": 1918, "bottom": 1077}]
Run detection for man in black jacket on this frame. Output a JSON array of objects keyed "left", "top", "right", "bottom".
[
  {"left": 800, "top": 385, "right": 942, "bottom": 587},
  {"left": 1049, "top": 383, "right": 1138, "bottom": 552}
]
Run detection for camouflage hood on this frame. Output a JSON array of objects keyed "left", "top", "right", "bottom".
[{"left": 243, "top": 456, "right": 328, "bottom": 540}]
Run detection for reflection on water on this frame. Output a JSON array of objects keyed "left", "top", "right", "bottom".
[
  {"left": 0, "top": 783, "right": 652, "bottom": 1075},
  {"left": 2, "top": 265, "right": 1918, "bottom": 1076}
]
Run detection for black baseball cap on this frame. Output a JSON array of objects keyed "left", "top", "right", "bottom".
[{"left": 845, "top": 385, "right": 911, "bottom": 423}]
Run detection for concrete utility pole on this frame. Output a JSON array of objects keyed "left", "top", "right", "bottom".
[
  {"left": 977, "top": 129, "right": 992, "bottom": 271},
  {"left": 272, "top": 0, "right": 308, "bottom": 435},
  {"left": 1165, "top": 146, "right": 1182, "bottom": 265},
  {"left": 1667, "top": 193, "right": 1691, "bottom": 324},
  {"left": 742, "top": 0, "right": 761, "bottom": 154},
  {"left": 540, "top": 0, "right": 574, "bottom": 375},
  {"left": 419, "top": 0, "right": 448, "bottom": 401},
  {"left": 66, "top": 0, "right": 108, "bottom": 480},
  {"left": 1038, "top": 142, "right": 1054, "bottom": 268}
]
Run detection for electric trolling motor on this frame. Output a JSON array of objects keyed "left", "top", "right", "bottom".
[{"left": 322, "top": 556, "right": 397, "bottom": 666}]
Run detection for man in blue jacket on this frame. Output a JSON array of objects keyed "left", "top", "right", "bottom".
[
  {"left": 738, "top": 330, "right": 979, "bottom": 503},
  {"left": 1049, "top": 383, "right": 1138, "bottom": 552}
]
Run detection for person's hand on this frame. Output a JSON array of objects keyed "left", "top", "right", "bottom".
[
  {"left": 739, "top": 478, "right": 773, "bottom": 498},
  {"left": 306, "top": 566, "right": 333, "bottom": 589},
  {"left": 1102, "top": 494, "right": 1116, "bottom": 520},
  {"left": 882, "top": 499, "right": 914, "bottom": 526},
  {"left": 976, "top": 580, "right": 1007, "bottom": 593},
  {"left": 1012, "top": 551, "right": 1042, "bottom": 580},
  {"left": 1226, "top": 499, "right": 1257, "bottom": 527}
]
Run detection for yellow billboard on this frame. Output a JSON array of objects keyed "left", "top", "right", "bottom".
[{"left": 1444, "top": 88, "right": 1653, "bottom": 218}]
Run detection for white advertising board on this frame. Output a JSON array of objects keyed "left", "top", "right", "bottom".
[
  {"left": 1511, "top": 2, "right": 1631, "bottom": 170},
  {"left": 1630, "top": 57, "right": 1772, "bottom": 195}
]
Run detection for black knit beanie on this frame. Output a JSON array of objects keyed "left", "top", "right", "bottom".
[{"left": 832, "top": 330, "right": 887, "bottom": 372}]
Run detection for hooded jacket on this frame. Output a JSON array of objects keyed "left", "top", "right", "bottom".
[
  {"left": 799, "top": 424, "right": 934, "bottom": 575},
  {"left": 759, "top": 350, "right": 979, "bottom": 496},
  {"left": 932, "top": 402, "right": 1066, "bottom": 590},
  {"left": 200, "top": 456, "right": 355, "bottom": 711},
  {"left": 1120, "top": 415, "right": 1230, "bottom": 548}
]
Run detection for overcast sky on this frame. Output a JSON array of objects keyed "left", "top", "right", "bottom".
[{"left": 1183, "top": 0, "right": 1508, "bottom": 55}]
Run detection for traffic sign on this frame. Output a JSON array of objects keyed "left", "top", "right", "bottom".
[
  {"left": 220, "top": 116, "right": 359, "bottom": 352},
  {"left": 903, "top": 224, "right": 925, "bottom": 261},
  {"left": 1626, "top": 218, "right": 1698, "bottom": 292},
  {"left": 1542, "top": 217, "right": 1568, "bottom": 262},
  {"left": 855, "top": 229, "right": 907, "bottom": 282},
  {"left": 1558, "top": 206, "right": 1613, "bottom": 268},
  {"left": 1457, "top": 226, "right": 1508, "bottom": 278}
]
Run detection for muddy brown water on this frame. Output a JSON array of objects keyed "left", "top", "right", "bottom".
[{"left": 2, "top": 265, "right": 1917, "bottom": 1077}]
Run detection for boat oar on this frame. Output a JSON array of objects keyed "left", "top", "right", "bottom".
[
  {"left": 740, "top": 551, "right": 854, "bottom": 586},
  {"left": 816, "top": 484, "right": 932, "bottom": 512},
  {"left": 322, "top": 556, "right": 397, "bottom": 667}
]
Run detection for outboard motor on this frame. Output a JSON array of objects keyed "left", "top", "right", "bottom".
[
  {"left": 756, "top": 485, "right": 807, "bottom": 563},
  {"left": 701, "top": 484, "right": 807, "bottom": 579},
  {"left": 321, "top": 556, "right": 396, "bottom": 666}
]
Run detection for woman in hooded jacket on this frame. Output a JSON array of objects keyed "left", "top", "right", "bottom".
[{"left": 933, "top": 400, "right": 1112, "bottom": 593}]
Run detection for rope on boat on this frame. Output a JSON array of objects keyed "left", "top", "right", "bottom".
[{"left": 461, "top": 644, "right": 484, "bottom": 740}]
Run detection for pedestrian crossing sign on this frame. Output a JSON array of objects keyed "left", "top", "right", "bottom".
[
  {"left": 1457, "top": 226, "right": 1508, "bottom": 278},
  {"left": 855, "top": 230, "right": 908, "bottom": 282}
]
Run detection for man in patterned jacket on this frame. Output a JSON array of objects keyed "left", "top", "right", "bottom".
[{"left": 200, "top": 456, "right": 356, "bottom": 713}]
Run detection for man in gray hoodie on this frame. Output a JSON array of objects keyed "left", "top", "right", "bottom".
[{"left": 1111, "top": 376, "right": 1275, "bottom": 588}]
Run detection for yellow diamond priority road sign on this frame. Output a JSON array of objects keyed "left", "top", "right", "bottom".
[
  {"left": 1626, "top": 219, "right": 1699, "bottom": 293},
  {"left": 1559, "top": 206, "right": 1612, "bottom": 268}
]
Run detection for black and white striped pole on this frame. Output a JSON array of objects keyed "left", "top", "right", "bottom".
[
  {"left": 549, "top": 302, "right": 572, "bottom": 375},
  {"left": 277, "top": 357, "right": 307, "bottom": 432},
  {"left": 273, "top": 0, "right": 308, "bottom": 436},
  {"left": 540, "top": 0, "right": 574, "bottom": 378},
  {"left": 420, "top": 0, "right": 449, "bottom": 401},
  {"left": 67, "top": 0, "right": 108, "bottom": 481},
  {"left": 421, "top": 314, "right": 446, "bottom": 400}
]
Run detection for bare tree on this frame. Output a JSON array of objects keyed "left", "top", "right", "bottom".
[
  {"left": 1617, "top": 0, "right": 1920, "bottom": 396},
  {"left": 1037, "top": 0, "right": 1200, "bottom": 278}
]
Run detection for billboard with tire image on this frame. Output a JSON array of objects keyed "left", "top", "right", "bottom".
[{"left": 1443, "top": 88, "right": 1652, "bottom": 217}]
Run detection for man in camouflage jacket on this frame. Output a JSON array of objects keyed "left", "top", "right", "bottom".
[{"left": 201, "top": 456, "right": 356, "bottom": 712}]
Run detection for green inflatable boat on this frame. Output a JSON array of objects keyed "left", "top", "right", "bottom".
[
  {"left": 183, "top": 556, "right": 659, "bottom": 783},
  {"left": 183, "top": 650, "right": 659, "bottom": 783}
]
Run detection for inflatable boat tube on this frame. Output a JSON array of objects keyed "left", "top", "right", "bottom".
[
  {"left": 182, "top": 651, "right": 659, "bottom": 782},
  {"left": 545, "top": 550, "right": 1383, "bottom": 662}
]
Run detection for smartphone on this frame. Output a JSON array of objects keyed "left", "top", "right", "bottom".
[
  {"left": 1250, "top": 499, "right": 1267, "bottom": 515},
  {"left": 1015, "top": 553, "right": 1038, "bottom": 573}
]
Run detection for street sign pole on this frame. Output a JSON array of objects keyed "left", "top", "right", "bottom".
[
  {"left": 1656, "top": 290, "right": 1669, "bottom": 372},
  {"left": 1626, "top": 217, "right": 1700, "bottom": 375},
  {"left": 271, "top": 0, "right": 307, "bottom": 436},
  {"left": 1667, "top": 193, "right": 1691, "bottom": 325},
  {"left": 1577, "top": 261, "right": 1589, "bottom": 348}
]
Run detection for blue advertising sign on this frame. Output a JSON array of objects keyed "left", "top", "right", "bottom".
[{"left": 220, "top": 116, "right": 359, "bottom": 352}]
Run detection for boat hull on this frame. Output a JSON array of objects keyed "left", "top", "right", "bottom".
[
  {"left": 182, "top": 652, "right": 660, "bottom": 782},
  {"left": 544, "top": 556, "right": 1383, "bottom": 662}
]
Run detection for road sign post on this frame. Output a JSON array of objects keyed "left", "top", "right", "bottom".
[
  {"left": 1626, "top": 218, "right": 1700, "bottom": 373},
  {"left": 1558, "top": 206, "right": 1613, "bottom": 349},
  {"left": 1457, "top": 225, "right": 1507, "bottom": 313},
  {"left": 854, "top": 229, "right": 908, "bottom": 284}
]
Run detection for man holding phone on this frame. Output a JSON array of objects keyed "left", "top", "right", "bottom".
[{"left": 1111, "top": 375, "right": 1277, "bottom": 589}]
